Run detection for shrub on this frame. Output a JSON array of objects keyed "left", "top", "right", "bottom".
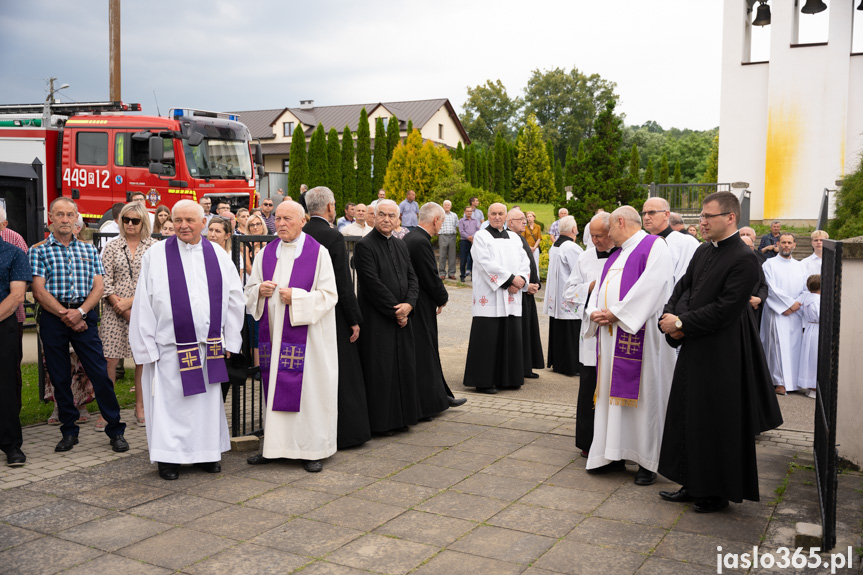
[{"left": 828, "top": 155, "right": 863, "bottom": 240}]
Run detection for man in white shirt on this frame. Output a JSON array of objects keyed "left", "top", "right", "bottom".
[
  {"left": 641, "top": 197, "right": 698, "bottom": 286},
  {"left": 801, "top": 230, "right": 828, "bottom": 277},
  {"left": 340, "top": 204, "right": 372, "bottom": 237}
]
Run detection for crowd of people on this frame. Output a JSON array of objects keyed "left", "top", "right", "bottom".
[{"left": 0, "top": 187, "right": 825, "bottom": 513}]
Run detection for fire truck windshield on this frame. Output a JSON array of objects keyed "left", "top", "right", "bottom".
[{"left": 182, "top": 138, "right": 252, "bottom": 181}]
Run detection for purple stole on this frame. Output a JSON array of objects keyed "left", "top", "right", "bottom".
[
  {"left": 597, "top": 234, "right": 660, "bottom": 407},
  {"left": 165, "top": 235, "right": 229, "bottom": 397},
  {"left": 258, "top": 235, "right": 320, "bottom": 412}
]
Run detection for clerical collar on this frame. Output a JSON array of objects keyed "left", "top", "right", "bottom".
[
  {"left": 710, "top": 230, "right": 739, "bottom": 248},
  {"left": 656, "top": 226, "right": 672, "bottom": 239},
  {"left": 275, "top": 232, "right": 305, "bottom": 259},
  {"left": 485, "top": 226, "right": 509, "bottom": 239},
  {"left": 596, "top": 247, "right": 618, "bottom": 259},
  {"left": 177, "top": 236, "right": 202, "bottom": 251},
  {"left": 553, "top": 235, "right": 573, "bottom": 247}
]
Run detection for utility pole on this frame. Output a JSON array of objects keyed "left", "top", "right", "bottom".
[{"left": 109, "top": 0, "right": 121, "bottom": 101}]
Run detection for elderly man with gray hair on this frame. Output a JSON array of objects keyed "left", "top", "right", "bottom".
[
  {"left": 668, "top": 212, "right": 686, "bottom": 233},
  {"left": 544, "top": 215, "right": 584, "bottom": 376}
]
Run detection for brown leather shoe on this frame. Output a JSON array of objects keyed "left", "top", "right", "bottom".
[{"left": 775, "top": 385, "right": 787, "bottom": 395}]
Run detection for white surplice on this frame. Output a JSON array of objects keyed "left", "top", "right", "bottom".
[
  {"left": 563, "top": 247, "right": 608, "bottom": 367},
  {"left": 129, "top": 238, "right": 245, "bottom": 464},
  {"left": 470, "top": 228, "right": 530, "bottom": 318},
  {"left": 245, "top": 233, "right": 339, "bottom": 460},
  {"left": 544, "top": 240, "right": 584, "bottom": 320},
  {"left": 663, "top": 230, "right": 699, "bottom": 285},
  {"left": 761, "top": 256, "right": 808, "bottom": 391},
  {"left": 583, "top": 230, "right": 676, "bottom": 472},
  {"left": 801, "top": 253, "right": 822, "bottom": 278},
  {"left": 798, "top": 290, "right": 820, "bottom": 390}
]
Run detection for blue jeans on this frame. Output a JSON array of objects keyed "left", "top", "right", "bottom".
[
  {"left": 39, "top": 310, "right": 125, "bottom": 438},
  {"left": 459, "top": 239, "right": 472, "bottom": 279}
]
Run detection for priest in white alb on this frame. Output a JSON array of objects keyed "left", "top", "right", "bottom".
[
  {"left": 563, "top": 211, "right": 617, "bottom": 457},
  {"left": 584, "top": 206, "right": 676, "bottom": 486},
  {"left": 801, "top": 230, "right": 828, "bottom": 277},
  {"left": 761, "top": 232, "right": 808, "bottom": 395},
  {"left": 641, "top": 197, "right": 698, "bottom": 285},
  {"left": 244, "top": 201, "right": 338, "bottom": 473},
  {"left": 130, "top": 200, "right": 245, "bottom": 481},
  {"left": 462, "top": 203, "right": 530, "bottom": 393},
  {"left": 544, "top": 215, "right": 584, "bottom": 376}
]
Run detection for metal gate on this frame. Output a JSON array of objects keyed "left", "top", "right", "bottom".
[
  {"left": 648, "top": 183, "right": 732, "bottom": 215},
  {"left": 815, "top": 239, "right": 841, "bottom": 551}
]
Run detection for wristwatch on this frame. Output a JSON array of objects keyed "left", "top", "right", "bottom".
[
  {"left": 78, "top": 308, "right": 87, "bottom": 318},
  {"left": 674, "top": 318, "right": 683, "bottom": 330}
]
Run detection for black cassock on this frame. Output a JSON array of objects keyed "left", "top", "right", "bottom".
[
  {"left": 404, "top": 227, "right": 450, "bottom": 418},
  {"left": 659, "top": 233, "right": 782, "bottom": 503},
  {"left": 303, "top": 216, "right": 371, "bottom": 449},
  {"left": 519, "top": 235, "right": 544, "bottom": 375},
  {"left": 546, "top": 235, "right": 580, "bottom": 376},
  {"left": 751, "top": 263, "right": 769, "bottom": 328},
  {"left": 354, "top": 228, "right": 420, "bottom": 433}
]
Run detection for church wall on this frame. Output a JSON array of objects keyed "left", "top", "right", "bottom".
[{"left": 837, "top": 245, "right": 863, "bottom": 468}]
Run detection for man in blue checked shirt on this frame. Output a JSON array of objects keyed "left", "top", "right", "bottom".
[{"left": 30, "top": 198, "right": 129, "bottom": 454}]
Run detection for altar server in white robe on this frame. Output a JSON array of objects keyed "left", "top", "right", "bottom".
[
  {"left": 641, "top": 197, "right": 698, "bottom": 286},
  {"left": 584, "top": 206, "right": 676, "bottom": 486},
  {"left": 544, "top": 216, "right": 584, "bottom": 376},
  {"left": 462, "top": 203, "right": 531, "bottom": 393},
  {"left": 801, "top": 230, "right": 828, "bottom": 277},
  {"left": 761, "top": 233, "right": 808, "bottom": 395},
  {"left": 130, "top": 200, "right": 245, "bottom": 481},
  {"left": 563, "top": 211, "right": 617, "bottom": 456},
  {"left": 244, "top": 201, "right": 338, "bottom": 473}
]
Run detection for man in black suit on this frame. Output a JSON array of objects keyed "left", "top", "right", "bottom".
[
  {"left": 302, "top": 187, "right": 371, "bottom": 449},
  {"left": 404, "top": 203, "right": 467, "bottom": 419}
]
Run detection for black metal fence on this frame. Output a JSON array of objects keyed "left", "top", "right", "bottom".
[
  {"left": 648, "top": 183, "right": 732, "bottom": 215},
  {"left": 815, "top": 239, "right": 841, "bottom": 551}
]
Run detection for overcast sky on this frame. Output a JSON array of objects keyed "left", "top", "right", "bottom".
[{"left": 0, "top": 0, "right": 724, "bottom": 131}]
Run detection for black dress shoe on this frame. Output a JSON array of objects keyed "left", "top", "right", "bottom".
[
  {"left": 524, "top": 372, "right": 540, "bottom": 379},
  {"left": 6, "top": 448, "right": 26, "bottom": 467},
  {"left": 55, "top": 435, "right": 79, "bottom": 452},
  {"left": 196, "top": 461, "right": 221, "bottom": 473},
  {"left": 303, "top": 460, "right": 323, "bottom": 473},
  {"left": 634, "top": 466, "right": 657, "bottom": 486},
  {"left": 586, "top": 460, "right": 626, "bottom": 475},
  {"left": 247, "top": 453, "right": 273, "bottom": 465},
  {"left": 693, "top": 497, "right": 729, "bottom": 513},
  {"left": 158, "top": 462, "right": 179, "bottom": 480},
  {"left": 477, "top": 387, "right": 497, "bottom": 394},
  {"left": 419, "top": 417, "right": 434, "bottom": 422},
  {"left": 448, "top": 397, "right": 467, "bottom": 407},
  {"left": 109, "top": 435, "right": 129, "bottom": 452},
  {"left": 659, "top": 486, "right": 694, "bottom": 503}
]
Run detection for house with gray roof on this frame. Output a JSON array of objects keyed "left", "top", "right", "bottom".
[{"left": 232, "top": 98, "right": 470, "bottom": 174}]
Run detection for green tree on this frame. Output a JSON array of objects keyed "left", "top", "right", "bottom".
[
  {"left": 563, "top": 147, "right": 575, "bottom": 187},
  {"left": 554, "top": 159, "right": 564, "bottom": 200},
  {"left": 326, "top": 128, "right": 342, "bottom": 204},
  {"left": 673, "top": 161, "right": 682, "bottom": 184},
  {"left": 459, "top": 79, "right": 522, "bottom": 147},
  {"left": 287, "top": 124, "right": 308, "bottom": 198},
  {"left": 827, "top": 155, "right": 863, "bottom": 239},
  {"left": 355, "top": 108, "right": 372, "bottom": 204},
  {"left": 383, "top": 129, "right": 453, "bottom": 202},
  {"left": 406, "top": 119, "right": 413, "bottom": 135},
  {"left": 455, "top": 141, "right": 464, "bottom": 162},
  {"left": 513, "top": 114, "right": 556, "bottom": 203},
  {"left": 701, "top": 133, "right": 719, "bottom": 183},
  {"left": 629, "top": 144, "right": 640, "bottom": 182},
  {"left": 508, "top": 144, "right": 517, "bottom": 198},
  {"left": 307, "top": 123, "right": 328, "bottom": 188},
  {"left": 645, "top": 157, "right": 655, "bottom": 184},
  {"left": 469, "top": 146, "right": 479, "bottom": 187},
  {"left": 386, "top": 116, "right": 400, "bottom": 161},
  {"left": 372, "top": 118, "right": 388, "bottom": 193},
  {"left": 659, "top": 153, "right": 669, "bottom": 185},
  {"left": 493, "top": 133, "right": 506, "bottom": 195},
  {"left": 503, "top": 141, "right": 513, "bottom": 201},
  {"left": 522, "top": 66, "right": 618, "bottom": 161},
  {"left": 478, "top": 151, "right": 488, "bottom": 190},
  {"left": 341, "top": 125, "right": 356, "bottom": 205}
]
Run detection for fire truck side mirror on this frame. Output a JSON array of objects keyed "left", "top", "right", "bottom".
[
  {"left": 148, "top": 136, "right": 164, "bottom": 162},
  {"left": 257, "top": 165, "right": 265, "bottom": 179},
  {"left": 254, "top": 142, "right": 263, "bottom": 165}
]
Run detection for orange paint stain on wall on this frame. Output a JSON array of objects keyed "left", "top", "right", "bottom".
[{"left": 763, "top": 104, "right": 802, "bottom": 219}]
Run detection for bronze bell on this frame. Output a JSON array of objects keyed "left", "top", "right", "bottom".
[
  {"left": 801, "top": 0, "right": 827, "bottom": 14},
  {"left": 753, "top": 1, "right": 771, "bottom": 26}
]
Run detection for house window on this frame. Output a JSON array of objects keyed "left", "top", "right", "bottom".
[
  {"left": 282, "top": 159, "right": 290, "bottom": 173},
  {"left": 438, "top": 124, "right": 444, "bottom": 139},
  {"left": 283, "top": 122, "right": 294, "bottom": 137},
  {"left": 793, "top": 1, "right": 829, "bottom": 46},
  {"left": 382, "top": 117, "right": 389, "bottom": 129}
]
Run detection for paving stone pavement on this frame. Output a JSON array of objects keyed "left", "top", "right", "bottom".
[{"left": 1, "top": 395, "right": 861, "bottom": 575}]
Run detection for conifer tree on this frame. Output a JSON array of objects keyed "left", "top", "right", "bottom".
[
  {"left": 564, "top": 147, "right": 575, "bottom": 186},
  {"left": 554, "top": 159, "right": 564, "bottom": 199},
  {"left": 406, "top": 119, "right": 413, "bottom": 136},
  {"left": 700, "top": 134, "right": 719, "bottom": 183},
  {"left": 514, "top": 114, "right": 556, "bottom": 203},
  {"left": 355, "top": 108, "right": 372, "bottom": 204},
  {"left": 509, "top": 144, "right": 517, "bottom": 195},
  {"left": 469, "top": 146, "right": 479, "bottom": 187},
  {"left": 307, "top": 123, "right": 328, "bottom": 188},
  {"left": 383, "top": 129, "right": 452, "bottom": 202},
  {"left": 327, "top": 128, "right": 342, "bottom": 205},
  {"left": 545, "top": 140, "right": 556, "bottom": 174},
  {"left": 629, "top": 144, "right": 640, "bottom": 182},
  {"left": 478, "top": 152, "right": 487, "bottom": 191},
  {"left": 455, "top": 141, "right": 464, "bottom": 162},
  {"left": 287, "top": 124, "right": 308, "bottom": 198},
  {"left": 493, "top": 133, "right": 506, "bottom": 195},
  {"left": 645, "top": 158, "right": 655, "bottom": 184},
  {"left": 373, "top": 117, "right": 388, "bottom": 193},
  {"left": 503, "top": 141, "right": 513, "bottom": 201},
  {"left": 673, "top": 161, "right": 682, "bottom": 185},
  {"left": 659, "top": 153, "right": 669, "bottom": 185},
  {"left": 341, "top": 125, "right": 356, "bottom": 204},
  {"left": 386, "top": 116, "right": 400, "bottom": 161}
]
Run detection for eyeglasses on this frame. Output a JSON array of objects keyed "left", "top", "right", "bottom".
[
  {"left": 641, "top": 210, "right": 667, "bottom": 217},
  {"left": 698, "top": 212, "right": 731, "bottom": 220},
  {"left": 249, "top": 222, "right": 263, "bottom": 228},
  {"left": 262, "top": 203, "right": 273, "bottom": 207},
  {"left": 121, "top": 217, "right": 142, "bottom": 225}
]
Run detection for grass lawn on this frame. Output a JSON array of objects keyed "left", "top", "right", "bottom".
[
  {"left": 19, "top": 363, "right": 137, "bottom": 427},
  {"left": 751, "top": 223, "right": 815, "bottom": 236}
]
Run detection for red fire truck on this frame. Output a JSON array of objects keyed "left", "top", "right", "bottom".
[{"left": 0, "top": 101, "right": 262, "bottom": 243}]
